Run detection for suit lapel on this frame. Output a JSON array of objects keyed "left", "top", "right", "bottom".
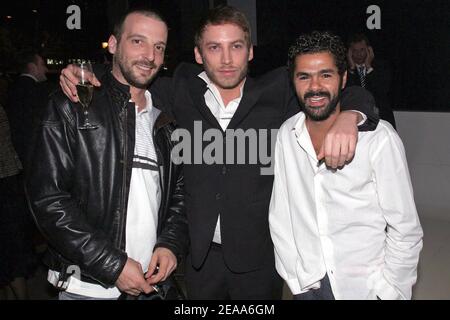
[
  {"left": 188, "top": 75, "right": 222, "bottom": 130},
  {"left": 227, "top": 77, "right": 260, "bottom": 130}
]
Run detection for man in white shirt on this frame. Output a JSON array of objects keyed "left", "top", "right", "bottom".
[
  {"left": 58, "top": 6, "right": 380, "bottom": 300},
  {"left": 269, "top": 31, "right": 423, "bottom": 300}
]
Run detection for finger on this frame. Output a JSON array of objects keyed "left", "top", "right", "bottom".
[
  {"left": 92, "top": 75, "right": 101, "bottom": 87},
  {"left": 61, "top": 71, "right": 79, "bottom": 98},
  {"left": 138, "top": 278, "right": 153, "bottom": 295},
  {"left": 150, "top": 258, "right": 168, "bottom": 284},
  {"left": 330, "top": 139, "right": 341, "bottom": 169},
  {"left": 64, "top": 68, "right": 82, "bottom": 87},
  {"left": 161, "top": 259, "right": 177, "bottom": 282},
  {"left": 60, "top": 80, "right": 78, "bottom": 103},
  {"left": 323, "top": 135, "right": 334, "bottom": 167},
  {"left": 346, "top": 135, "right": 357, "bottom": 162},
  {"left": 337, "top": 138, "right": 349, "bottom": 168},
  {"left": 317, "top": 145, "right": 325, "bottom": 162},
  {"left": 145, "top": 255, "right": 159, "bottom": 280},
  {"left": 125, "top": 289, "right": 141, "bottom": 297},
  {"left": 59, "top": 79, "right": 72, "bottom": 99},
  {"left": 168, "top": 260, "right": 178, "bottom": 277}
]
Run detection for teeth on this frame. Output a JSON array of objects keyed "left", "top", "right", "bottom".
[{"left": 137, "top": 65, "right": 151, "bottom": 70}]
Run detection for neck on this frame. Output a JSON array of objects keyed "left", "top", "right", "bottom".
[
  {"left": 218, "top": 79, "right": 245, "bottom": 107},
  {"left": 130, "top": 87, "right": 147, "bottom": 112},
  {"left": 112, "top": 65, "right": 147, "bottom": 112},
  {"left": 306, "top": 105, "right": 341, "bottom": 156}
]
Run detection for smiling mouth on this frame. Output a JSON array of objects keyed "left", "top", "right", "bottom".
[
  {"left": 135, "top": 64, "right": 154, "bottom": 72},
  {"left": 307, "top": 96, "right": 329, "bottom": 107}
]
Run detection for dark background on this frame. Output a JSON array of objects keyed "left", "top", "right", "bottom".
[{"left": 1, "top": 0, "right": 449, "bottom": 111}]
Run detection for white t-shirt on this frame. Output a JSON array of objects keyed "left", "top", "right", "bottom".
[{"left": 48, "top": 91, "right": 161, "bottom": 299}]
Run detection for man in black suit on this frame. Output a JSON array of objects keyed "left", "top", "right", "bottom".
[
  {"left": 164, "top": 7, "right": 377, "bottom": 300},
  {"left": 6, "top": 51, "right": 49, "bottom": 167},
  {"left": 59, "top": 6, "right": 378, "bottom": 300},
  {"left": 346, "top": 33, "right": 396, "bottom": 129}
]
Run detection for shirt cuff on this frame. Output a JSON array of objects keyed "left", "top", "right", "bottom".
[
  {"left": 349, "top": 110, "right": 368, "bottom": 126},
  {"left": 287, "top": 278, "right": 321, "bottom": 295}
]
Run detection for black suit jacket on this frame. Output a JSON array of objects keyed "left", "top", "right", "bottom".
[
  {"left": 347, "top": 60, "right": 396, "bottom": 129},
  {"left": 150, "top": 63, "right": 379, "bottom": 273},
  {"left": 5, "top": 75, "right": 49, "bottom": 167}
]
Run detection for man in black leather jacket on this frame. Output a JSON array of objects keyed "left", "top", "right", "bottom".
[{"left": 26, "top": 9, "right": 188, "bottom": 300}]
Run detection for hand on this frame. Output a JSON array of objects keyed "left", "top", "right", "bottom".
[
  {"left": 60, "top": 64, "right": 101, "bottom": 103},
  {"left": 145, "top": 248, "right": 177, "bottom": 286},
  {"left": 317, "top": 111, "right": 359, "bottom": 169},
  {"left": 116, "top": 258, "right": 153, "bottom": 296},
  {"left": 365, "top": 46, "right": 374, "bottom": 69},
  {"left": 347, "top": 48, "right": 356, "bottom": 71}
]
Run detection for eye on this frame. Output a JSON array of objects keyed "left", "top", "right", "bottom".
[
  {"left": 155, "top": 45, "right": 165, "bottom": 52},
  {"left": 297, "top": 75, "right": 309, "bottom": 81},
  {"left": 132, "top": 39, "right": 142, "bottom": 45},
  {"left": 322, "top": 73, "right": 332, "bottom": 78},
  {"left": 233, "top": 43, "right": 243, "bottom": 49},
  {"left": 208, "top": 45, "right": 219, "bottom": 51}
]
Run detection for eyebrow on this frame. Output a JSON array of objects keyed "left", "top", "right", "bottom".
[
  {"left": 204, "top": 39, "right": 246, "bottom": 46},
  {"left": 295, "top": 69, "right": 337, "bottom": 77},
  {"left": 126, "top": 34, "right": 166, "bottom": 45}
]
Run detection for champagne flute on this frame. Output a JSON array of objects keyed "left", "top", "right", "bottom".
[{"left": 76, "top": 61, "right": 98, "bottom": 130}]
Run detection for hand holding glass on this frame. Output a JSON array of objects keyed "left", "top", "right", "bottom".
[{"left": 76, "top": 62, "right": 98, "bottom": 130}]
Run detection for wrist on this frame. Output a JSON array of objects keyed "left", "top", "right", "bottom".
[{"left": 341, "top": 110, "right": 362, "bottom": 124}]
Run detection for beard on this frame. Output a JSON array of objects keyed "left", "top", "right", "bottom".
[
  {"left": 299, "top": 79, "right": 343, "bottom": 121},
  {"left": 114, "top": 48, "right": 160, "bottom": 89}
]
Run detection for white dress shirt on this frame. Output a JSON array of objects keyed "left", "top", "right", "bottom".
[
  {"left": 269, "top": 112, "right": 423, "bottom": 300},
  {"left": 198, "top": 71, "right": 245, "bottom": 244}
]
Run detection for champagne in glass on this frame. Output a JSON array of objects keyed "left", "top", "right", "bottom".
[
  {"left": 76, "top": 82, "right": 94, "bottom": 108},
  {"left": 76, "top": 61, "right": 98, "bottom": 130}
]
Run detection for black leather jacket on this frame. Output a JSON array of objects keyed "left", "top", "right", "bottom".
[{"left": 26, "top": 72, "right": 188, "bottom": 288}]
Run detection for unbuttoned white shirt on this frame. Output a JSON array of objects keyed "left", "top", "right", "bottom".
[
  {"left": 198, "top": 71, "right": 245, "bottom": 244},
  {"left": 269, "top": 112, "right": 423, "bottom": 300}
]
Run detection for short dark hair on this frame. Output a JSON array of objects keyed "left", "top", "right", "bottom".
[
  {"left": 16, "top": 49, "right": 41, "bottom": 73},
  {"left": 195, "top": 5, "right": 252, "bottom": 50},
  {"left": 113, "top": 8, "right": 167, "bottom": 42},
  {"left": 288, "top": 31, "right": 348, "bottom": 78},
  {"left": 347, "top": 33, "right": 371, "bottom": 47}
]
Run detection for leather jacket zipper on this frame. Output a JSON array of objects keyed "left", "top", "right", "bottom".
[
  {"left": 153, "top": 118, "right": 166, "bottom": 234},
  {"left": 118, "top": 99, "right": 129, "bottom": 249}
]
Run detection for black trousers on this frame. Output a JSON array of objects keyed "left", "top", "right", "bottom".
[{"left": 185, "top": 243, "right": 283, "bottom": 300}]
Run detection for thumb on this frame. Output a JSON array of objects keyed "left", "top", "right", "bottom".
[
  {"left": 317, "top": 145, "right": 325, "bottom": 161},
  {"left": 92, "top": 75, "right": 101, "bottom": 87},
  {"left": 145, "top": 254, "right": 159, "bottom": 279}
]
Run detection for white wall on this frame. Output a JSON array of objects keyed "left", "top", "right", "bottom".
[{"left": 395, "top": 111, "right": 450, "bottom": 221}]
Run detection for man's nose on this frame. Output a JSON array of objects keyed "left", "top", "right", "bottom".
[
  {"left": 309, "top": 76, "right": 322, "bottom": 91},
  {"left": 144, "top": 45, "right": 155, "bottom": 62},
  {"left": 221, "top": 47, "right": 232, "bottom": 65}
]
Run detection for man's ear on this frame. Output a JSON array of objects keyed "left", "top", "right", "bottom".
[
  {"left": 194, "top": 47, "right": 203, "bottom": 65},
  {"left": 248, "top": 45, "right": 254, "bottom": 62},
  {"left": 108, "top": 35, "right": 118, "bottom": 55}
]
